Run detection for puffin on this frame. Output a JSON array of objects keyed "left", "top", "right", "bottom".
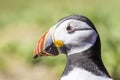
[{"left": 34, "top": 14, "right": 113, "bottom": 80}]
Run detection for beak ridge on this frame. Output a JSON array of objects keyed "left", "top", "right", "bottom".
[
  {"left": 34, "top": 32, "right": 49, "bottom": 58},
  {"left": 33, "top": 28, "right": 59, "bottom": 58}
]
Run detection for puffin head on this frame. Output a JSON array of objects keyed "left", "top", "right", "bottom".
[{"left": 34, "top": 15, "right": 99, "bottom": 58}]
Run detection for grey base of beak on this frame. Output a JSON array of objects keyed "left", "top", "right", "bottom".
[
  {"left": 44, "top": 43, "right": 59, "bottom": 56},
  {"left": 33, "top": 43, "right": 59, "bottom": 59}
]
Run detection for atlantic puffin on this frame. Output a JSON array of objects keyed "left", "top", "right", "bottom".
[{"left": 34, "top": 14, "right": 113, "bottom": 80}]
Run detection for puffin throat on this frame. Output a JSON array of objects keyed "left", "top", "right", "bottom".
[{"left": 62, "top": 37, "right": 111, "bottom": 78}]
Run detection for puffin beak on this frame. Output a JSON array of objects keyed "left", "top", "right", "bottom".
[{"left": 33, "top": 28, "right": 59, "bottom": 58}]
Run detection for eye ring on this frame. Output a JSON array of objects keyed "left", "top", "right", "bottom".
[{"left": 66, "top": 25, "right": 75, "bottom": 33}]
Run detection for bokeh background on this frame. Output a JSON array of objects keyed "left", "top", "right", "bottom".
[{"left": 0, "top": 0, "right": 120, "bottom": 80}]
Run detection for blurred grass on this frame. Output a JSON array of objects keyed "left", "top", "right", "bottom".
[{"left": 0, "top": 0, "right": 120, "bottom": 80}]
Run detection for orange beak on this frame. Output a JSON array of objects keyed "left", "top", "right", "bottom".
[
  {"left": 34, "top": 32, "right": 50, "bottom": 58},
  {"left": 33, "top": 30, "right": 59, "bottom": 58}
]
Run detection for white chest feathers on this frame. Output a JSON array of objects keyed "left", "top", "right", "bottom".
[{"left": 60, "top": 67, "right": 112, "bottom": 80}]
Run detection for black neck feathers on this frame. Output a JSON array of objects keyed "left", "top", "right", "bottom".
[{"left": 62, "top": 37, "right": 111, "bottom": 78}]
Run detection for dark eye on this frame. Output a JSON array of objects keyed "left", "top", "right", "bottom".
[{"left": 66, "top": 25, "right": 75, "bottom": 33}]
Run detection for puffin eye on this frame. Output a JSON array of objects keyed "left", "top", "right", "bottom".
[{"left": 66, "top": 25, "right": 75, "bottom": 33}]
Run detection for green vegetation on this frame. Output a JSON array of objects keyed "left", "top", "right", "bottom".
[{"left": 0, "top": 0, "right": 120, "bottom": 80}]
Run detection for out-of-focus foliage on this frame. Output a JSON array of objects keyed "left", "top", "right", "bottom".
[{"left": 0, "top": 0, "right": 120, "bottom": 80}]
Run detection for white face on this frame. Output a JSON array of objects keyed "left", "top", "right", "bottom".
[{"left": 53, "top": 19, "right": 98, "bottom": 55}]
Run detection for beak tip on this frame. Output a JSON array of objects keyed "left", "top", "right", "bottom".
[{"left": 33, "top": 54, "right": 39, "bottom": 59}]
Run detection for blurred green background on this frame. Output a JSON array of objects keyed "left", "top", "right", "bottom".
[{"left": 0, "top": 0, "right": 120, "bottom": 80}]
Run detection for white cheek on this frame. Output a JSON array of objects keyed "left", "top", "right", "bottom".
[
  {"left": 66, "top": 30, "right": 98, "bottom": 55},
  {"left": 53, "top": 19, "right": 98, "bottom": 55},
  {"left": 54, "top": 21, "right": 69, "bottom": 41}
]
